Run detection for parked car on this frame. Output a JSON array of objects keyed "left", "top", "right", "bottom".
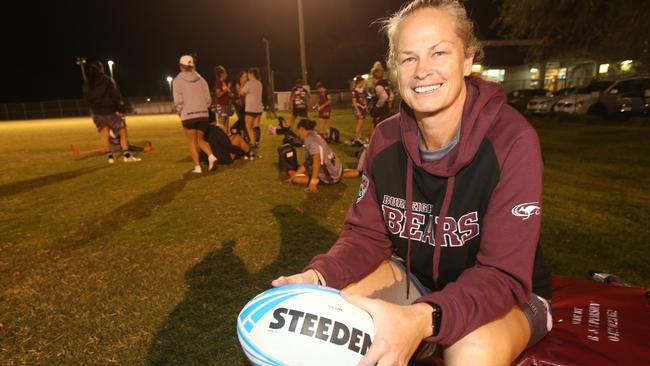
[
  {"left": 507, "top": 89, "right": 550, "bottom": 112},
  {"left": 591, "top": 76, "right": 650, "bottom": 118},
  {"left": 553, "top": 80, "right": 614, "bottom": 115},
  {"left": 526, "top": 87, "right": 577, "bottom": 114}
]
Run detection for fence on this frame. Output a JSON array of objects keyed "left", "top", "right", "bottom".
[
  {"left": 0, "top": 96, "right": 175, "bottom": 121},
  {"left": 0, "top": 91, "right": 368, "bottom": 121}
]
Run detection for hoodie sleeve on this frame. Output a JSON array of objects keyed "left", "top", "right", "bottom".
[
  {"left": 108, "top": 79, "right": 126, "bottom": 113},
  {"left": 201, "top": 78, "right": 212, "bottom": 108},
  {"left": 307, "top": 143, "right": 393, "bottom": 289},
  {"left": 415, "top": 129, "right": 543, "bottom": 345},
  {"left": 172, "top": 78, "right": 183, "bottom": 115}
]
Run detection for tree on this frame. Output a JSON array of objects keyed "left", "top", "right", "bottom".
[{"left": 495, "top": 0, "right": 650, "bottom": 72}]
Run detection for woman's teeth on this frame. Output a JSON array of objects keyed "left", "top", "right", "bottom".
[{"left": 414, "top": 84, "right": 442, "bottom": 94}]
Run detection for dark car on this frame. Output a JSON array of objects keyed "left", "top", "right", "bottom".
[
  {"left": 507, "top": 89, "right": 550, "bottom": 112},
  {"left": 593, "top": 76, "right": 650, "bottom": 118}
]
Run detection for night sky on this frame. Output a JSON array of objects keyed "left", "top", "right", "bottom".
[{"left": 1, "top": 0, "right": 499, "bottom": 103}]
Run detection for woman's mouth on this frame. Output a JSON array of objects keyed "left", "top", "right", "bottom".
[{"left": 413, "top": 83, "right": 443, "bottom": 94}]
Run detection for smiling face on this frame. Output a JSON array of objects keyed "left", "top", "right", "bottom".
[{"left": 394, "top": 8, "right": 473, "bottom": 119}]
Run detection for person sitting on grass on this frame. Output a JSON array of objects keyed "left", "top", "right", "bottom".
[
  {"left": 288, "top": 119, "right": 342, "bottom": 192},
  {"left": 71, "top": 129, "right": 152, "bottom": 158},
  {"left": 201, "top": 123, "right": 256, "bottom": 165},
  {"left": 83, "top": 61, "right": 141, "bottom": 164}
]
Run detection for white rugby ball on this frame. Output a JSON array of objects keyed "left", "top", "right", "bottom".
[{"left": 237, "top": 284, "right": 375, "bottom": 366}]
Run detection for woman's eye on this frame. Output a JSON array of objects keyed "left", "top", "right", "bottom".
[
  {"left": 433, "top": 51, "right": 447, "bottom": 57},
  {"left": 400, "top": 57, "right": 415, "bottom": 65}
]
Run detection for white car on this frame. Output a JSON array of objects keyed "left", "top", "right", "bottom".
[
  {"left": 526, "top": 87, "right": 577, "bottom": 114},
  {"left": 553, "top": 81, "right": 613, "bottom": 115}
]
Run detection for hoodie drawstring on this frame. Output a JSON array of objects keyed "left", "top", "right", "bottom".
[
  {"left": 433, "top": 176, "right": 455, "bottom": 287},
  {"left": 405, "top": 158, "right": 414, "bottom": 300}
]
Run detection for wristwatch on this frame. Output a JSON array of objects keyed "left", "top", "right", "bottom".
[{"left": 430, "top": 303, "right": 442, "bottom": 337}]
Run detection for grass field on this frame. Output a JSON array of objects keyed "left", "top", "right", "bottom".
[{"left": 0, "top": 110, "right": 648, "bottom": 365}]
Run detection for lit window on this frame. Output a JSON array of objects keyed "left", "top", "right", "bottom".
[
  {"left": 621, "top": 60, "right": 633, "bottom": 72},
  {"left": 481, "top": 69, "right": 505, "bottom": 82},
  {"left": 471, "top": 64, "right": 482, "bottom": 73},
  {"left": 599, "top": 64, "right": 610, "bottom": 74}
]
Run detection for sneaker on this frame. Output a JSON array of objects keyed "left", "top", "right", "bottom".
[
  {"left": 191, "top": 166, "right": 202, "bottom": 174},
  {"left": 108, "top": 157, "right": 115, "bottom": 164},
  {"left": 208, "top": 155, "right": 218, "bottom": 171},
  {"left": 247, "top": 150, "right": 255, "bottom": 161},
  {"left": 123, "top": 156, "right": 142, "bottom": 162}
]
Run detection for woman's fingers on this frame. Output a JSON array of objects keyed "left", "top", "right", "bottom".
[{"left": 271, "top": 270, "right": 319, "bottom": 287}]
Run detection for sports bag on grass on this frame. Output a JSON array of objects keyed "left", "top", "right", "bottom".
[{"left": 277, "top": 143, "right": 298, "bottom": 172}]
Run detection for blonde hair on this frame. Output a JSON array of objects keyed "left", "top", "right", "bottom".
[
  {"left": 381, "top": 0, "right": 483, "bottom": 69},
  {"left": 370, "top": 61, "right": 385, "bottom": 80}
]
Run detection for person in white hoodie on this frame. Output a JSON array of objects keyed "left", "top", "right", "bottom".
[{"left": 173, "top": 55, "right": 218, "bottom": 173}]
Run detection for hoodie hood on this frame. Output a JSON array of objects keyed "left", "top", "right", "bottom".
[
  {"left": 178, "top": 71, "right": 202, "bottom": 83},
  {"left": 84, "top": 75, "right": 112, "bottom": 102},
  {"left": 399, "top": 75, "right": 506, "bottom": 177}
]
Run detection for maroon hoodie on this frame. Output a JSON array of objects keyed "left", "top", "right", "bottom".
[{"left": 308, "top": 76, "right": 552, "bottom": 345}]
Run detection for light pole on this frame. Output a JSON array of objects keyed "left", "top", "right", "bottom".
[
  {"left": 107, "top": 60, "right": 114, "bottom": 79},
  {"left": 262, "top": 37, "right": 276, "bottom": 116},
  {"left": 166, "top": 76, "right": 173, "bottom": 99},
  {"left": 297, "top": 0, "right": 308, "bottom": 86},
  {"left": 76, "top": 56, "right": 87, "bottom": 81}
]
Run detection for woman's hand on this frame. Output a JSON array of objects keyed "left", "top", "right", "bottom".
[
  {"left": 342, "top": 292, "right": 433, "bottom": 366},
  {"left": 271, "top": 269, "right": 323, "bottom": 287}
]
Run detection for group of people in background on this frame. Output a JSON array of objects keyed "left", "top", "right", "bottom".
[
  {"left": 172, "top": 56, "right": 265, "bottom": 173},
  {"left": 82, "top": 52, "right": 393, "bottom": 182}
]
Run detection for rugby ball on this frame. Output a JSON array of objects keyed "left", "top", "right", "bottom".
[{"left": 237, "top": 284, "right": 375, "bottom": 366}]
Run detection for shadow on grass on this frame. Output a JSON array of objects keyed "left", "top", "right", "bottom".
[
  {"left": 58, "top": 172, "right": 202, "bottom": 250},
  {"left": 146, "top": 204, "right": 338, "bottom": 365},
  {"left": 0, "top": 165, "right": 110, "bottom": 198},
  {"left": 300, "top": 181, "right": 348, "bottom": 218}
]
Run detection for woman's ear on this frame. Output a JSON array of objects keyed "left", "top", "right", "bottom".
[{"left": 463, "top": 53, "right": 474, "bottom": 77}]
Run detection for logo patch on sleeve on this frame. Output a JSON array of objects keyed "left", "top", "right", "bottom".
[
  {"left": 356, "top": 174, "right": 369, "bottom": 204},
  {"left": 511, "top": 202, "right": 541, "bottom": 220}
]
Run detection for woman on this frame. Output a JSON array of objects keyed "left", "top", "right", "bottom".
[
  {"left": 368, "top": 61, "right": 393, "bottom": 138},
  {"left": 82, "top": 61, "right": 141, "bottom": 163},
  {"left": 350, "top": 76, "right": 368, "bottom": 146},
  {"left": 288, "top": 119, "right": 342, "bottom": 193},
  {"left": 232, "top": 71, "right": 248, "bottom": 136},
  {"left": 172, "top": 55, "right": 218, "bottom": 173},
  {"left": 289, "top": 79, "right": 310, "bottom": 129},
  {"left": 239, "top": 67, "right": 263, "bottom": 147},
  {"left": 273, "top": 1, "right": 552, "bottom": 365},
  {"left": 213, "top": 65, "right": 232, "bottom": 132},
  {"left": 314, "top": 81, "right": 332, "bottom": 138}
]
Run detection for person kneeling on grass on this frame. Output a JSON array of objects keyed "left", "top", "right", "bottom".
[{"left": 288, "top": 119, "right": 342, "bottom": 192}]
